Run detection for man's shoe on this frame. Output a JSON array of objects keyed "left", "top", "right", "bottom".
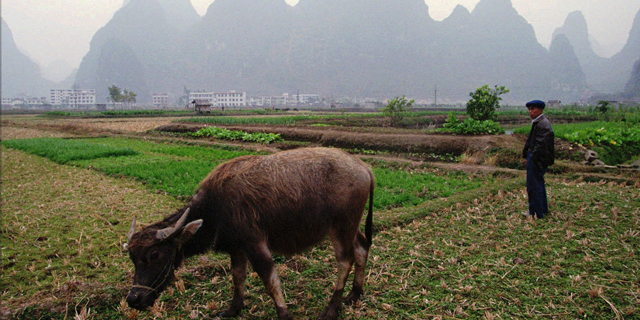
[{"left": 521, "top": 211, "right": 531, "bottom": 217}]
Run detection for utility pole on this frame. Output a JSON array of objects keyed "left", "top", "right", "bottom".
[{"left": 434, "top": 84, "right": 438, "bottom": 108}]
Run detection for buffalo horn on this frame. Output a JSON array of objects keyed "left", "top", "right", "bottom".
[
  {"left": 127, "top": 216, "right": 137, "bottom": 243},
  {"left": 156, "top": 208, "right": 191, "bottom": 241}
]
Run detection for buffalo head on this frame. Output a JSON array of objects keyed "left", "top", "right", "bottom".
[{"left": 125, "top": 209, "right": 203, "bottom": 310}]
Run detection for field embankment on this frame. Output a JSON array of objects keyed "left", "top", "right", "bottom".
[{"left": 1, "top": 115, "right": 639, "bottom": 319}]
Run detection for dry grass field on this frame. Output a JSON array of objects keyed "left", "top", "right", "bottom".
[{"left": 2, "top": 114, "right": 639, "bottom": 319}]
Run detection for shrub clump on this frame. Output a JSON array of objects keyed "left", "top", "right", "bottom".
[
  {"left": 438, "top": 112, "right": 505, "bottom": 135},
  {"left": 191, "top": 126, "right": 283, "bottom": 144}
]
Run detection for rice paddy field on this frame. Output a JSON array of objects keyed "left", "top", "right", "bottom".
[{"left": 1, "top": 113, "right": 639, "bottom": 319}]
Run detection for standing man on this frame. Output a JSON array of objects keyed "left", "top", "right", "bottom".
[{"left": 522, "top": 100, "right": 555, "bottom": 218}]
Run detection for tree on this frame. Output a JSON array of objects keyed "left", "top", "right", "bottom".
[
  {"left": 128, "top": 91, "right": 137, "bottom": 104},
  {"left": 108, "top": 85, "right": 123, "bottom": 103},
  {"left": 466, "top": 85, "right": 509, "bottom": 121},
  {"left": 382, "top": 95, "right": 414, "bottom": 127},
  {"left": 108, "top": 85, "right": 136, "bottom": 108},
  {"left": 595, "top": 100, "right": 610, "bottom": 114},
  {"left": 124, "top": 90, "right": 137, "bottom": 108}
]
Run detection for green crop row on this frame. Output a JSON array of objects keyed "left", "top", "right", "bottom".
[
  {"left": 191, "top": 126, "right": 283, "bottom": 144},
  {"left": 1, "top": 138, "right": 138, "bottom": 164},
  {"left": 514, "top": 121, "right": 640, "bottom": 164},
  {"left": 562, "top": 125, "right": 640, "bottom": 147},
  {"left": 2, "top": 138, "right": 490, "bottom": 210}
]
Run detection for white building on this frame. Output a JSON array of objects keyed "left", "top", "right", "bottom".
[
  {"left": 292, "top": 93, "right": 320, "bottom": 104},
  {"left": 153, "top": 93, "right": 170, "bottom": 108},
  {"left": 50, "top": 89, "right": 96, "bottom": 108},
  {"left": 216, "top": 91, "right": 246, "bottom": 108},
  {"left": 251, "top": 95, "right": 287, "bottom": 106},
  {"left": 2, "top": 96, "right": 48, "bottom": 106},
  {"left": 188, "top": 91, "right": 246, "bottom": 108},
  {"left": 250, "top": 93, "right": 321, "bottom": 106}
]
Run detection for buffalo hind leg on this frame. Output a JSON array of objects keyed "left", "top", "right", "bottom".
[
  {"left": 220, "top": 251, "right": 248, "bottom": 317},
  {"left": 319, "top": 234, "right": 356, "bottom": 320},
  {"left": 345, "top": 231, "right": 370, "bottom": 304},
  {"left": 246, "top": 242, "right": 293, "bottom": 320}
]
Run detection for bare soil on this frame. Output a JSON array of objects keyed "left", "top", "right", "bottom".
[
  {"left": 155, "top": 122, "right": 523, "bottom": 157},
  {"left": 1, "top": 115, "right": 621, "bottom": 176}
]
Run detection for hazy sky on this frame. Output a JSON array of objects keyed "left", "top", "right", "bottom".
[{"left": 3, "top": 0, "right": 640, "bottom": 79}]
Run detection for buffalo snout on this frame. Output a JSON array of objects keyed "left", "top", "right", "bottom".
[{"left": 126, "top": 287, "right": 157, "bottom": 310}]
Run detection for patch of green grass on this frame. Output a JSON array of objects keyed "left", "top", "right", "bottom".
[
  {"left": 2, "top": 138, "right": 256, "bottom": 198},
  {"left": 373, "top": 166, "right": 490, "bottom": 210},
  {"left": 4, "top": 146, "right": 638, "bottom": 319},
  {"left": 513, "top": 121, "right": 623, "bottom": 138},
  {"left": 1, "top": 138, "right": 138, "bottom": 163},
  {"left": 2, "top": 138, "right": 488, "bottom": 210},
  {"left": 0, "top": 148, "right": 183, "bottom": 317}
]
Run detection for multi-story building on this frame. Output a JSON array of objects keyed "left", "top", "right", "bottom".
[
  {"left": 215, "top": 91, "right": 246, "bottom": 108},
  {"left": 153, "top": 93, "right": 170, "bottom": 108},
  {"left": 250, "top": 93, "right": 321, "bottom": 106},
  {"left": 188, "top": 91, "right": 216, "bottom": 104},
  {"left": 251, "top": 95, "right": 287, "bottom": 106},
  {"left": 292, "top": 93, "right": 321, "bottom": 104},
  {"left": 50, "top": 89, "right": 96, "bottom": 108},
  {"left": 188, "top": 91, "right": 246, "bottom": 108},
  {"left": 2, "top": 96, "right": 48, "bottom": 105}
]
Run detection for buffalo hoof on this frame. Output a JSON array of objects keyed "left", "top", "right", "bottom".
[
  {"left": 219, "top": 306, "right": 243, "bottom": 318},
  {"left": 344, "top": 288, "right": 363, "bottom": 305},
  {"left": 276, "top": 306, "right": 293, "bottom": 320},
  {"left": 318, "top": 306, "right": 340, "bottom": 320}
]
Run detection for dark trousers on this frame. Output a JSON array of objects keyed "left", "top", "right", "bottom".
[{"left": 526, "top": 151, "right": 548, "bottom": 218}]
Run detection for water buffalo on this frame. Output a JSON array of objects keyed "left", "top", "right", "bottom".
[{"left": 124, "top": 147, "right": 374, "bottom": 319}]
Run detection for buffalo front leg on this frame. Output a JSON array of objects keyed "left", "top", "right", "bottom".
[
  {"left": 220, "top": 251, "right": 248, "bottom": 317},
  {"left": 246, "top": 242, "right": 293, "bottom": 320}
]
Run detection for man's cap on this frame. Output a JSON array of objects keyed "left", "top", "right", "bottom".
[{"left": 526, "top": 100, "right": 545, "bottom": 109}]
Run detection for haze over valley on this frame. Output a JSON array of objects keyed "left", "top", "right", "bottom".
[{"left": 2, "top": 0, "right": 640, "bottom": 104}]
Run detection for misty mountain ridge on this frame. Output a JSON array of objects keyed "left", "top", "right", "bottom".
[
  {"left": 626, "top": 59, "right": 640, "bottom": 97},
  {"left": 4, "top": 0, "right": 639, "bottom": 104},
  {"left": 1, "top": 18, "right": 54, "bottom": 98},
  {"left": 552, "top": 9, "right": 640, "bottom": 93}
]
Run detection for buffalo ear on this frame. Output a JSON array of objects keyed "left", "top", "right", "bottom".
[{"left": 179, "top": 219, "right": 203, "bottom": 243}]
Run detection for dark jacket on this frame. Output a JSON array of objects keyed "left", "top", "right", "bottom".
[{"left": 522, "top": 114, "right": 555, "bottom": 169}]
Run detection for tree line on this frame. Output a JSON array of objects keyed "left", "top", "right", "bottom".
[{"left": 108, "top": 85, "right": 137, "bottom": 106}]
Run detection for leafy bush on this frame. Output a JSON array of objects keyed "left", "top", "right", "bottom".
[
  {"left": 466, "top": 84, "right": 509, "bottom": 121},
  {"left": 595, "top": 100, "right": 611, "bottom": 114},
  {"left": 438, "top": 112, "right": 505, "bottom": 135},
  {"left": 382, "top": 95, "right": 414, "bottom": 126},
  {"left": 191, "top": 126, "right": 283, "bottom": 144}
]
